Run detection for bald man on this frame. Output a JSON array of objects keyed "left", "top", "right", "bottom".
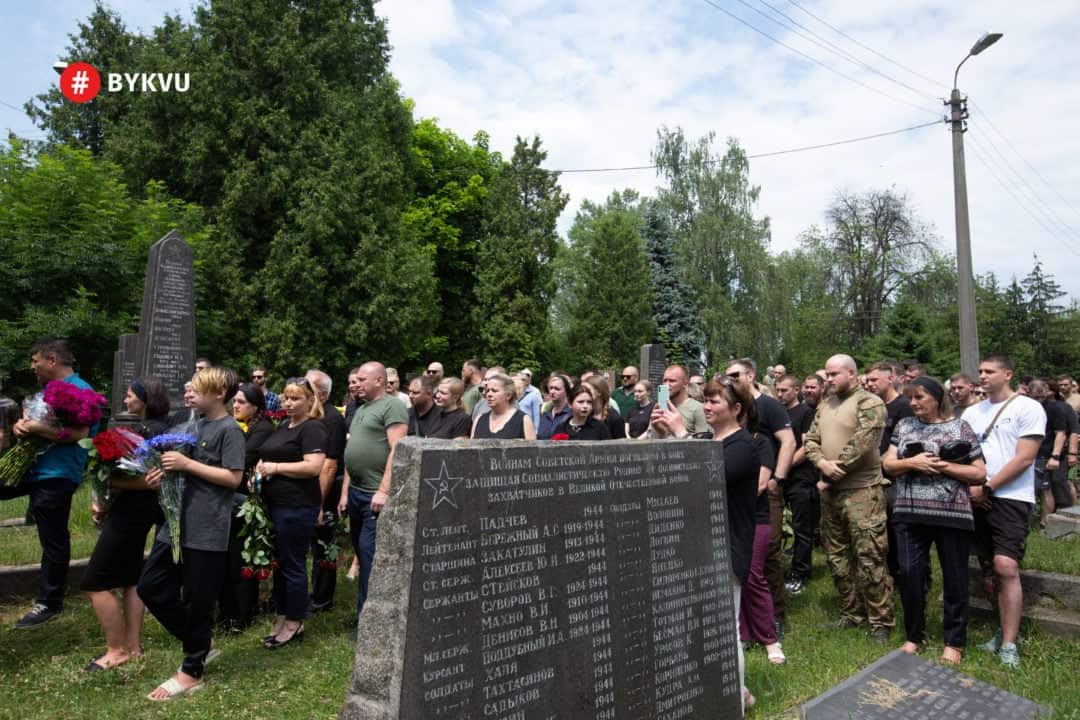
[
  {"left": 338, "top": 361, "right": 408, "bottom": 618},
  {"left": 804, "top": 354, "right": 894, "bottom": 643}
]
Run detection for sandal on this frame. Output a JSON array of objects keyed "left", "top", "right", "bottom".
[
  {"left": 765, "top": 642, "right": 786, "bottom": 665},
  {"left": 147, "top": 677, "right": 205, "bottom": 701}
]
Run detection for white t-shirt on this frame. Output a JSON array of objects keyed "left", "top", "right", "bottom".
[{"left": 962, "top": 394, "right": 1046, "bottom": 503}]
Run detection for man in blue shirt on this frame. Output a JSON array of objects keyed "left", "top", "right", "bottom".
[
  {"left": 0, "top": 338, "right": 97, "bottom": 628},
  {"left": 516, "top": 369, "right": 542, "bottom": 430}
]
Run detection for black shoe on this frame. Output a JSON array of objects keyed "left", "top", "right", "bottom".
[
  {"left": 15, "top": 603, "right": 60, "bottom": 629},
  {"left": 774, "top": 620, "right": 785, "bottom": 641},
  {"left": 310, "top": 600, "right": 334, "bottom": 614},
  {"left": 870, "top": 627, "right": 891, "bottom": 644},
  {"left": 265, "top": 624, "right": 304, "bottom": 650},
  {"left": 827, "top": 617, "right": 862, "bottom": 631}
]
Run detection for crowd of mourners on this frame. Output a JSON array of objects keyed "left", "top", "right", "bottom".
[{"left": 0, "top": 338, "right": 1072, "bottom": 711}]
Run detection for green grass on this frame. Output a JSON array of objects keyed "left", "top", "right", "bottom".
[
  {"left": 1025, "top": 529, "right": 1080, "bottom": 576},
  {"left": 0, "top": 579, "right": 358, "bottom": 720},
  {"left": 0, "top": 484, "right": 154, "bottom": 566}
]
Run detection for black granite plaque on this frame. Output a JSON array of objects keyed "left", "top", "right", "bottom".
[
  {"left": 133, "top": 231, "right": 195, "bottom": 411},
  {"left": 640, "top": 344, "right": 667, "bottom": 393},
  {"left": 801, "top": 649, "right": 1051, "bottom": 720},
  {"left": 389, "top": 440, "right": 740, "bottom": 720}
]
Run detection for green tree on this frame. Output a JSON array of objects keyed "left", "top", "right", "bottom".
[
  {"left": 1022, "top": 254, "right": 1067, "bottom": 372},
  {"left": 641, "top": 200, "right": 705, "bottom": 367},
  {"left": 653, "top": 129, "right": 772, "bottom": 368},
  {"left": 0, "top": 141, "right": 204, "bottom": 399},
  {"left": 554, "top": 190, "right": 655, "bottom": 370},
  {"left": 474, "top": 136, "right": 568, "bottom": 369}
]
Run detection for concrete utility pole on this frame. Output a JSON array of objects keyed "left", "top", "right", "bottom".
[{"left": 950, "top": 31, "right": 1002, "bottom": 378}]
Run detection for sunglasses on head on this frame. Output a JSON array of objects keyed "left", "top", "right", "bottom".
[{"left": 286, "top": 377, "right": 310, "bottom": 388}]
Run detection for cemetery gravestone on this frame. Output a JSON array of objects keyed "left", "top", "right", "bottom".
[
  {"left": 801, "top": 649, "right": 1050, "bottom": 720},
  {"left": 342, "top": 438, "right": 741, "bottom": 720},
  {"left": 109, "top": 230, "right": 196, "bottom": 416},
  {"left": 640, "top": 344, "right": 666, "bottom": 393}
]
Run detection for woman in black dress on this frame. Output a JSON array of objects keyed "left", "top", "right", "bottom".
[
  {"left": 217, "top": 383, "right": 276, "bottom": 631},
  {"left": 255, "top": 378, "right": 327, "bottom": 649},
  {"left": 471, "top": 373, "right": 537, "bottom": 440},
  {"left": 586, "top": 376, "right": 625, "bottom": 439},
  {"left": 81, "top": 377, "right": 171, "bottom": 672},
  {"left": 431, "top": 378, "right": 473, "bottom": 440},
  {"left": 553, "top": 384, "right": 611, "bottom": 441},
  {"left": 625, "top": 380, "right": 655, "bottom": 439}
]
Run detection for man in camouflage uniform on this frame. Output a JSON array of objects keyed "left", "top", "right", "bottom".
[{"left": 804, "top": 353, "right": 895, "bottom": 642}]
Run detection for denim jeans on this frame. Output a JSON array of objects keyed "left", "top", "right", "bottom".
[
  {"left": 270, "top": 505, "right": 319, "bottom": 621},
  {"left": 348, "top": 487, "right": 379, "bottom": 618}
]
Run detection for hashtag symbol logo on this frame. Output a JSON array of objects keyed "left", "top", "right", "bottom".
[
  {"left": 59, "top": 62, "right": 101, "bottom": 103},
  {"left": 70, "top": 70, "right": 90, "bottom": 95}
]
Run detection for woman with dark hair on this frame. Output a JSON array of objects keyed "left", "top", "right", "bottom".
[
  {"left": 216, "top": 384, "right": 275, "bottom": 631},
  {"left": 471, "top": 373, "right": 536, "bottom": 440},
  {"left": 625, "top": 380, "right": 655, "bottom": 439},
  {"left": 586, "top": 376, "right": 626, "bottom": 440},
  {"left": 553, "top": 384, "right": 611, "bottom": 441},
  {"left": 256, "top": 378, "right": 327, "bottom": 649},
  {"left": 651, "top": 378, "right": 761, "bottom": 710},
  {"left": 882, "top": 376, "right": 985, "bottom": 665},
  {"left": 80, "top": 377, "right": 170, "bottom": 672},
  {"left": 537, "top": 374, "right": 572, "bottom": 440}
]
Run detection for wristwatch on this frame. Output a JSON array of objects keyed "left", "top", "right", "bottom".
[{"left": 982, "top": 480, "right": 994, "bottom": 496}]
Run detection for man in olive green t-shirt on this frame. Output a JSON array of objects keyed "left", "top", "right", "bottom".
[{"left": 337, "top": 361, "right": 408, "bottom": 618}]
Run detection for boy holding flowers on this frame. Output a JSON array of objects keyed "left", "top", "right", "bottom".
[{"left": 137, "top": 367, "right": 245, "bottom": 701}]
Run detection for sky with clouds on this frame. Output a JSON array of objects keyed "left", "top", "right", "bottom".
[{"left": 3, "top": 1, "right": 1079, "bottom": 297}]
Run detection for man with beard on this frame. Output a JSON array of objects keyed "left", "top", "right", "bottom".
[
  {"left": 613, "top": 366, "right": 639, "bottom": 418},
  {"left": 949, "top": 373, "right": 978, "bottom": 418},
  {"left": 775, "top": 375, "right": 817, "bottom": 595}
]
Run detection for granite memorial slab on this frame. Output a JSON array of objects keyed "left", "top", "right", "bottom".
[
  {"left": 640, "top": 344, "right": 667, "bottom": 392},
  {"left": 342, "top": 438, "right": 741, "bottom": 720},
  {"left": 109, "top": 332, "right": 140, "bottom": 419},
  {"left": 131, "top": 230, "right": 196, "bottom": 411},
  {"left": 801, "top": 649, "right": 1051, "bottom": 720}
]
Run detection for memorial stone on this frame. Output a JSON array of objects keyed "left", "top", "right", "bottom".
[
  {"left": 109, "top": 333, "right": 140, "bottom": 418},
  {"left": 640, "top": 344, "right": 667, "bottom": 392},
  {"left": 801, "top": 649, "right": 1050, "bottom": 720},
  {"left": 129, "top": 231, "right": 195, "bottom": 411},
  {"left": 342, "top": 438, "right": 742, "bottom": 720}
]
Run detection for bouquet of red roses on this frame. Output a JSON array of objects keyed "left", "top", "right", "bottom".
[
  {"left": 79, "top": 428, "right": 143, "bottom": 507},
  {"left": 0, "top": 380, "right": 106, "bottom": 487},
  {"left": 237, "top": 476, "right": 276, "bottom": 582}
]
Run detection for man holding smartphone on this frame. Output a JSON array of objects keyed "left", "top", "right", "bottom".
[{"left": 651, "top": 365, "right": 707, "bottom": 436}]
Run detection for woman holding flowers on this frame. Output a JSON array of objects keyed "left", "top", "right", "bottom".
[
  {"left": 80, "top": 377, "right": 170, "bottom": 672},
  {"left": 138, "top": 368, "right": 246, "bottom": 701},
  {"left": 217, "top": 384, "right": 275, "bottom": 631},
  {"left": 255, "top": 377, "right": 327, "bottom": 649}
]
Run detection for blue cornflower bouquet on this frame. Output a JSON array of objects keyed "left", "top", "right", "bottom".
[{"left": 119, "top": 430, "right": 198, "bottom": 563}]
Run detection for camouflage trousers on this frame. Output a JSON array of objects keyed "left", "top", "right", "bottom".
[{"left": 820, "top": 483, "right": 895, "bottom": 629}]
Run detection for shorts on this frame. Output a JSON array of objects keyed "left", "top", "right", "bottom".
[
  {"left": 974, "top": 496, "right": 1033, "bottom": 565},
  {"left": 1034, "top": 457, "right": 1049, "bottom": 490}
]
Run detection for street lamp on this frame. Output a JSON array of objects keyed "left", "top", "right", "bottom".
[{"left": 950, "top": 31, "right": 1002, "bottom": 378}]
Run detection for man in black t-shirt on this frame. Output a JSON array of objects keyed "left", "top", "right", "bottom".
[
  {"left": 1030, "top": 379, "right": 1069, "bottom": 525},
  {"left": 407, "top": 376, "right": 440, "bottom": 437},
  {"left": 865, "top": 362, "right": 914, "bottom": 580},
  {"left": 776, "top": 375, "right": 818, "bottom": 595},
  {"left": 726, "top": 358, "right": 795, "bottom": 635},
  {"left": 307, "top": 369, "right": 349, "bottom": 612}
]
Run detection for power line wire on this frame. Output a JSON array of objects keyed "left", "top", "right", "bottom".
[
  {"left": 697, "top": 0, "right": 940, "bottom": 118},
  {"left": 552, "top": 120, "right": 941, "bottom": 174},
  {"left": 966, "top": 133, "right": 1080, "bottom": 259},
  {"left": 747, "top": 0, "right": 940, "bottom": 103},
  {"left": 784, "top": 0, "right": 943, "bottom": 91},
  {"left": 970, "top": 99, "right": 1080, "bottom": 226}
]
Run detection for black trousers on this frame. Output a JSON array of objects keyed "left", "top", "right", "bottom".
[
  {"left": 783, "top": 479, "right": 819, "bottom": 581},
  {"left": 0, "top": 478, "right": 76, "bottom": 609},
  {"left": 894, "top": 521, "right": 971, "bottom": 648},
  {"left": 138, "top": 540, "right": 226, "bottom": 679},
  {"left": 311, "top": 479, "right": 343, "bottom": 609},
  {"left": 216, "top": 506, "right": 259, "bottom": 630}
]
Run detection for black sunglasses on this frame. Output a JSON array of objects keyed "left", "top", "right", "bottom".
[{"left": 726, "top": 372, "right": 741, "bottom": 379}]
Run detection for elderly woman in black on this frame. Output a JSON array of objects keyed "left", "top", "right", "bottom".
[
  {"left": 216, "top": 384, "right": 276, "bottom": 631},
  {"left": 255, "top": 378, "right": 327, "bottom": 648},
  {"left": 81, "top": 377, "right": 171, "bottom": 672}
]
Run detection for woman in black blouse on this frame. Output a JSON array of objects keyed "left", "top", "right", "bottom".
[
  {"left": 431, "top": 378, "right": 473, "bottom": 440},
  {"left": 217, "top": 384, "right": 275, "bottom": 631},
  {"left": 81, "top": 377, "right": 170, "bottom": 672},
  {"left": 586, "top": 376, "right": 625, "bottom": 440},
  {"left": 255, "top": 378, "right": 327, "bottom": 649},
  {"left": 471, "top": 373, "right": 537, "bottom": 440},
  {"left": 625, "top": 380, "right": 655, "bottom": 439},
  {"left": 652, "top": 377, "right": 760, "bottom": 710},
  {"left": 553, "top": 384, "right": 611, "bottom": 441}
]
